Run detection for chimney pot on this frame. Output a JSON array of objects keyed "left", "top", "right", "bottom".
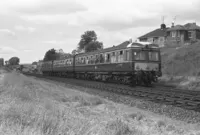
[
  {"left": 172, "top": 22, "right": 174, "bottom": 28},
  {"left": 161, "top": 23, "right": 166, "bottom": 30}
]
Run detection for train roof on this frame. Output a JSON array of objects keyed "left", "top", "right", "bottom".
[{"left": 76, "top": 41, "right": 160, "bottom": 57}]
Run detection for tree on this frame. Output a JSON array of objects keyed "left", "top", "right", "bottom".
[
  {"left": 78, "top": 30, "right": 103, "bottom": 52},
  {"left": 32, "top": 61, "right": 37, "bottom": 65},
  {"left": 8, "top": 57, "right": 20, "bottom": 65},
  {"left": 43, "top": 48, "right": 57, "bottom": 61},
  {"left": 5, "top": 61, "right": 8, "bottom": 65},
  {"left": 71, "top": 49, "right": 77, "bottom": 55},
  {"left": 85, "top": 41, "right": 103, "bottom": 52}
]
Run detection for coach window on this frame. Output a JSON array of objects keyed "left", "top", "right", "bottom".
[
  {"left": 79, "top": 57, "right": 81, "bottom": 64},
  {"left": 80, "top": 57, "right": 82, "bottom": 64},
  {"left": 83, "top": 57, "right": 85, "bottom": 64},
  {"left": 124, "top": 50, "right": 129, "bottom": 61},
  {"left": 100, "top": 54, "right": 104, "bottom": 63},
  {"left": 106, "top": 53, "right": 111, "bottom": 62},
  {"left": 75, "top": 59, "right": 77, "bottom": 64},
  {"left": 89, "top": 56, "right": 92, "bottom": 64},
  {"left": 116, "top": 51, "right": 119, "bottom": 62},
  {"left": 69, "top": 59, "right": 72, "bottom": 65},
  {"left": 95, "top": 54, "right": 99, "bottom": 63},
  {"left": 88, "top": 57, "right": 90, "bottom": 64},
  {"left": 111, "top": 52, "right": 116, "bottom": 63},
  {"left": 86, "top": 57, "right": 89, "bottom": 64},
  {"left": 119, "top": 50, "right": 123, "bottom": 62}
]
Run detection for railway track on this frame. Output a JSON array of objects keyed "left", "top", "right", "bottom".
[{"left": 23, "top": 72, "right": 200, "bottom": 112}]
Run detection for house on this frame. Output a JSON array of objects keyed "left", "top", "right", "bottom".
[
  {"left": 138, "top": 24, "right": 168, "bottom": 47},
  {"left": 166, "top": 23, "right": 200, "bottom": 46}
]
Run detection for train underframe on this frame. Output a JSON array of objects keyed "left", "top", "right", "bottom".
[{"left": 42, "top": 70, "right": 159, "bottom": 87}]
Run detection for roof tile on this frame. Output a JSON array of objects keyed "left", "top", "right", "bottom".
[{"left": 138, "top": 28, "right": 168, "bottom": 39}]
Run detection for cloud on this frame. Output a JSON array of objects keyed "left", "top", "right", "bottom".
[
  {"left": 0, "top": 46, "right": 18, "bottom": 54},
  {"left": 76, "top": 0, "right": 200, "bottom": 31},
  {"left": 23, "top": 49, "right": 33, "bottom": 52},
  {"left": 0, "top": 29, "right": 16, "bottom": 36},
  {"left": 15, "top": 0, "right": 87, "bottom": 15},
  {"left": 90, "top": 17, "right": 160, "bottom": 31},
  {"left": 42, "top": 40, "right": 68, "bottom": 45},
  {"left": 14, "top": 25, "right": 36, "bottom": 32}
]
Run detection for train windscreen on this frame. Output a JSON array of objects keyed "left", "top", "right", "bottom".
[
  {"left": 134, "top": 51, "right": 147, "bottom": 60},
  {"left": 133, "top": 50, "right": 160, "bottom": 61},
  {"left": 148, "top": 51, "right": 159, "bottom": 61}
]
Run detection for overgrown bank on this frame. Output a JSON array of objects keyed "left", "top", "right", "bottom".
[{"left": 160, "top": 41, "right": 200, "bottom": 90}]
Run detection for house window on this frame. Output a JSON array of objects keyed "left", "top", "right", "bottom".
[
  {"left": 171, "top": 31, "right": 176, "bottom": 37},
  {"left": 188, "top": 31, "right": 192, "bottom": 38},
  {"left": 120, "top": 50, "right": 123, "bottom": 55}
]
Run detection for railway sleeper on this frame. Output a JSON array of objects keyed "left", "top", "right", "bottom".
[
  {"left": 156, "top": 96, "right": 165, "bottom": 100},
  {"left": 164, "top": 97, "right": 175, "bottom": 101},
  {"left": 183, "top": 105, "right": 199, "bottom": 111},
  {"left": 191, "top": 97, "right": 200, "bottom": 102},
  {"left": 138, "top": 94, "right": 148, "bottom": 97},
  {"left": 175, "top": 100, "right": 187, "bottom": 104},
  {"left": 132, "top": 92, "right": 141, "bottom": 96},
  {"left": 186, "top": 101, "right": 200, "bottom": 106},
  {"left": 147, "top": 95, "right": 157, "bottom": 100}
]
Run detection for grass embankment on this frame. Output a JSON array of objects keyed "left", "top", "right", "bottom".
[
  {"left": 160, "top": 42, "right": 200, "bottom": 90},
  {"left": 0, "top": 70, "right": 199, "bottom": 135}
]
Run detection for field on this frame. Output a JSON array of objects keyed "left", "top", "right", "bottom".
[{"left": 0, "top": 69, "right": 200, "bottom": 135}]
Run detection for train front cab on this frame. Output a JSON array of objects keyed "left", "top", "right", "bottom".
[{"left": 130, "top": 44, "right": 161, "bottom": 86}]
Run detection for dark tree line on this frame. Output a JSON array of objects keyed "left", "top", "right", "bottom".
[{"left": 43, "top": 30, "right": 103, "bottom": 61}]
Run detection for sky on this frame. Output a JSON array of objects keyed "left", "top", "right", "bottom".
[{"left": 0, "top": 0, "right": 200, "bottom": 63}]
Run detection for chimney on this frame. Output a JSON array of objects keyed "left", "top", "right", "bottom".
[
  {"left": 161, "top": 23, "right": 166, "bottom": 30},
  {"left": 171, "top": 22, "right": 174, "bottom": 28}
]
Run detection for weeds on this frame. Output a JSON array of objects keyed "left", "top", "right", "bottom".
[
  {"left": 129, "top": 112, "right": 144, "bottom": 121},
  {"left": 157, "top": 120, "right": 166, "bottom": 128}
]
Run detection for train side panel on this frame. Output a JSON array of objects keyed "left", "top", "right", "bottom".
[
  {"left": 41, "top": 61, "right": 53, "bottom": 74},
  {"left": 74, "top": 62, "right": 133, "bottom": 72},
  {"left": 52, "top": 58, "right": 74, "bottom": 72}
]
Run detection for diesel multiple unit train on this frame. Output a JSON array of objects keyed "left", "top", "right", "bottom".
[{"left": 41, "top": 41, "right": 162, "bottom": 86}]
